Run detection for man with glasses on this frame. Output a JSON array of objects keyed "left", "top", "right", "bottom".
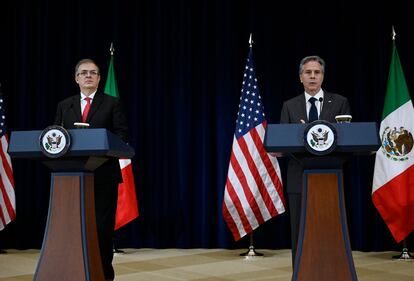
[{"left": 54, "top": 58, "right": 129, "bottom": 281}]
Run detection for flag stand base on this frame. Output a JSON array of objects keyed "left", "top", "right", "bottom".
[
  {"left": 392, "top": 248, "right": 414, "bottom": 260},
  {"left": 114, "top": 248, "right": 125, "bottom": 254},
  {"left": 113, "top": 243, "right": 125, "bottom": 254},
  {"left": 239, "top": 233, "right": 263, "bottom": 259},
  {"left": 240, "top": 245, "right": 264, "bottom": 258}
]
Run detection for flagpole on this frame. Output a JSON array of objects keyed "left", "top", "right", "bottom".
[{"left": 107, "top": 41, "right": 125, "bottom": 255}]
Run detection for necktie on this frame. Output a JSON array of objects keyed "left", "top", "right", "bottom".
[
  {"left": 308, "top": 97, "right": 318, "bottom": 122},
  {"left": 82, "top": 97, "right": 91, "bottom": 122}
]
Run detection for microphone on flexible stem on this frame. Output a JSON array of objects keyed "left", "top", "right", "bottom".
[{"left": 318, "top": 97, "right": 323, "bottom": 120}]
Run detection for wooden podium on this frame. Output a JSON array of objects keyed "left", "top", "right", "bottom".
[
  {"left": 8, "top": 128, "right": 134, "bottom": 281},
  {"left": 264, "top": 122, "right": 379, "bottom": 281}
]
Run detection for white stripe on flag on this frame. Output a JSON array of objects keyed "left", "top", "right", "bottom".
[
  {"left": 256, "top": 124, "right": 285, "bottom": 213},
  {"left": 1, "top": 137, "right": 12, "bottom": 167},
  {"left": 0, "top": 137, "right": 15, "bottom": 209},
  {"left": 242, "top": 129, "right": 272, "bottom": 220},
  {"left": 119, "top": 158, "right": 132, "bottom": 169},
  {"left": 227, "top": 143, "right": 260, "bottom": 228},
  {"left": 223, "top": 186, "right": 248, "bottom": 238},
  {"left": 373, "top": 101, "right": 414, "bottom": 193}
]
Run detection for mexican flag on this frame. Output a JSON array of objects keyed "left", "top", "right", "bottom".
[
  {"left": 372, "top": 41, "right": 414, "bottom": 242},
  {"left": 105, "top": 55, "right": 139, "bottom": 230}
]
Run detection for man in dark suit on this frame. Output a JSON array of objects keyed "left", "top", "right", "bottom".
[
  {"left": 54, "top": 58, "right": 129, "bottom": 281},
  {"left": 280, "top": 55, "right": 351, "bottom": 268}
]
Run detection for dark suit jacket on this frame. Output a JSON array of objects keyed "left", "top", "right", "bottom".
[
  {"left": 54, "top": 91, "right": 129, "bottom": 185},
  {"left": 280, "top": 90, "right": 351, "bottom": 193}
]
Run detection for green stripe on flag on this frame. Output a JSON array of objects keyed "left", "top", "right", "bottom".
[
  {"left": 382, "top": 42, "right": 411, "bottom": 120},
  {"left": 104, "top": 56, "right": 119, "bottom": 98}
]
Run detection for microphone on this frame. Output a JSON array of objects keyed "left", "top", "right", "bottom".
[{"left": 318, "top": 97, "right": 323, "bottom": 119}]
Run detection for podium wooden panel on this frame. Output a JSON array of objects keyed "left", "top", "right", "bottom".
[
  {"left": 34, "top": 173, "right": 104, "bottom": 281},
  {"left": 8, "top": 129, "right": 134, "bottom": 281},
  {"left": 294, "top": 171, "right": 356, "bottom": 281}
]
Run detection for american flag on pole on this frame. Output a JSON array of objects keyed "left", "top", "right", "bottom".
[
  {"left": 0, "top": 90, "right": 15, "bottom": 231},
  {"left": 222, "top": 47, "right": 286, "bottom": 241}
]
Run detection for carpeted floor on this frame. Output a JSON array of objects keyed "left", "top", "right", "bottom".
[{"left": 1, "top": 248, "right": 414, "bottom": 280}]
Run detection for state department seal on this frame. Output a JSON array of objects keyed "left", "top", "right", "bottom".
[
  {"left": 304, "top": 120, "right": 337, "bottom": 155},
  {"left": 39, "top": 125, "right": 71, "bottom": 158},
  {"left": 380, "top": 126, "right": 413, "bottom": 161}
]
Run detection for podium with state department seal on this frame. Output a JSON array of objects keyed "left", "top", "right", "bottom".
[
  {"left": 264, "top": 121, "right": 379, "bottom": 281},
  {"left": 8, "top": 126, "right": 134, "bottom": 281}
]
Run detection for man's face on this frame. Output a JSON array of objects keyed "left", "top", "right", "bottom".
[
  {"left": 299, "top": 61, "right": 324, "bottom": 95},
  {"left": 75, "top": 62, "right": 100, "bottom": 91}
]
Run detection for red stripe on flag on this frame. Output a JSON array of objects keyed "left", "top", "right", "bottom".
[
  {"left": 249, "top": 126, "right": 283, "bottom": 216},
  {"left": 223, "top": 170, "right": 253, "bottom": 240},
  {"left": 222, "top": 200, "right": 242, "bottom": 241},
  {"left": 1, "top": 135, "right": 14, "bottom": 187},
  {"left": 230, "top": 141, "right": 265, "bottom": 225},
  {"left": 372, "top": 164, "right": 414, "bottom": 242},
  {"left": 0, "top": 134, "right": 15, "bottom": 230},
  {"left": 252, "top": 124, "right": 286, "bottom": 208},
  {"left": 0, "top": 208, "right": 6, "bottom": 227},
  {"left": 115, "top": 160, "right": 139, "bottom": 230},
  {"left": 0, "top": 177, "right": 15, "bottom": 221}
]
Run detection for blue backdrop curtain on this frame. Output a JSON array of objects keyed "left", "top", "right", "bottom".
[{"left": 1, "top": 0, "right": 413, "bottom": 251}]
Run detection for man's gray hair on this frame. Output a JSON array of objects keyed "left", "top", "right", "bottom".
[
  {"left": 299, "top": 55, "right": 325, "bottom": 74},
  {"left": 75, "top": 58, "right": 100, "bottom": 75}
]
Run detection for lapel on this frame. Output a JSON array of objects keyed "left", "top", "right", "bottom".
[
  {"left": 85, "top": 91, "right": 104, "bottom": 123},
  {"left": 71, "top": 96, "right": 82, "bottom": 122},
  {"left": 319, "top": 91, "right": 333, "bottom": 120}
]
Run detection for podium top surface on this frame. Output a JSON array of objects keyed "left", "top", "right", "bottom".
[
  {"left": 8, "top": 128, "right": 135, "bottom": 159},
  {"left": 264, "top": 122, "right": 380, "bottom": 153}
]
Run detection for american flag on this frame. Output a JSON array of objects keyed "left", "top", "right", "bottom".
[
  {"left": 0, "top": 91, "right": 15, "bottom": 231},
  {"left": 222, "top": 48, "right": 286, "bottom": 241}
]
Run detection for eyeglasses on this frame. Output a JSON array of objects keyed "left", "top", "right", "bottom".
[{"left": 77, "top": 70, "right": 99, "bottom": 77}]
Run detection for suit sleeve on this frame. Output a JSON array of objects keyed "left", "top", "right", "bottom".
[
  {"left": 112, "top": 98, "right": 130, "bottom": 143},
  {"left": 53, "top": 102, "right": 63, "bottom": 126},
  {"left": 280, "top": 102, "right": 290, "bottom": 124},
  {"left": 341, "top": 97, "right": 351, "bottom": 115}
]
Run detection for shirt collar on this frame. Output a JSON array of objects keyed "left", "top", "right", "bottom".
[
  {"left": 81, "top": 91, "right": 96, "bottom": 100},
  {"left": 305, "top": 89, "right": 324, "bottom": 102}
]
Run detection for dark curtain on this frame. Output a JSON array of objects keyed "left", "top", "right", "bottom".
[{"left": 1, "top": 0, "right": 413, "bottom": 251}]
